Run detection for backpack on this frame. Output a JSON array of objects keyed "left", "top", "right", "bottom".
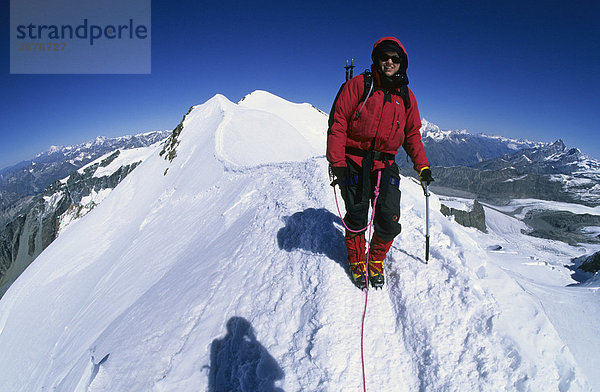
[{"left": 327, "top": 70, "right": 411, "bottom": 135}]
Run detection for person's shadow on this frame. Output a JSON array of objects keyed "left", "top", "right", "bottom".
[
  {"left": 208, "top": 317, "right": 284, "bottom": 392},
  {"left": 277, "top": 208, "right": 349, "bottom": 275}
]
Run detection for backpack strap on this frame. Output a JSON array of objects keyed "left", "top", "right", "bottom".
[
  {"left": 399, "top": 85, "right": 411, "bottom": 110},
  {"left": 328, "top": 71, "right": 375, "bottom": 133},
  {"left": 360, "top": 70, "right": 374, "bottom": 103},
  {"left": 355, "top": 71, "right": 375, "bottom": 120}
]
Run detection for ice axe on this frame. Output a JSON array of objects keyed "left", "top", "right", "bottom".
[{"left": 419, "top": 169, "right": 433, "bottom": 263}]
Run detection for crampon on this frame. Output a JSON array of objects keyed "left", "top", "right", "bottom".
[{"left": 368, "top": 261, "right": 384, "bottom": 290}]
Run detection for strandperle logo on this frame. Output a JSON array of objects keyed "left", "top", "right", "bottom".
[
  {"left": 15, "top": 19, "right": 149, "bottom": 46},
  {"left": 10, "top": 0, "right": 151, "bottom": 74}
]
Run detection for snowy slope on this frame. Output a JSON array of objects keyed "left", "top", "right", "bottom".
[
  {"left": 448, "top": 196, "right": 600, "bottom": 389},
  {"left": 56, "top": 142, "right": 164, "bottom": 236},
  {"left": 0, "top": 91, "right": 597, "bottom": 391}
]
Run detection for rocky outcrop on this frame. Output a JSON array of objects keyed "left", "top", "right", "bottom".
[
  {"left": 578, "top": 252, "right": 600, "bottom": 274},
  {"left": 440, "top": 200, "right": 487, "bottom": 232},
  {"left": 521, "top": 210, "right": 600, "bottom": 246},
  {"left": 569, "top": 251, "right": 600, "bottom": 284},
  {"left": 160, "top": 106, "right": 194, "bottom": 165},
  {"left": 0, "top": 195, "right": 70, "bottom": 296}
]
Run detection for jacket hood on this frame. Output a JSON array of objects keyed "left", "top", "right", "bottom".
[
  {"left": 371, "top": 36, "right": 408, "bottom": 70},
  {"left": 371, "top": 36, "right": 409, "bottom": 88}
]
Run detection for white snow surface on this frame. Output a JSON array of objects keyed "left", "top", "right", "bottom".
[
  {"left": 90, "top": 145, "right": 158, "bottom": 178},
  {"left": 54, "top": 142, "right": 165, "bottom": 235},
  {"left": 0, "top": 91, "right": 598, "bottom": 391}
]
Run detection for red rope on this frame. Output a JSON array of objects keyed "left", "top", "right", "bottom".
[
  {"left": 333, "top": 171, "right": 382, "bottom": 392},
  {"left": 361, "top": 281, "right": 369, "bottom": 391}
]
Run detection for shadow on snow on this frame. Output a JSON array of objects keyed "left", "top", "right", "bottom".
[
  {"left": 208, "top": 317, "right": 284, "bottom": 392},
  {"left": 277, "top": 208, "right": 349, "bottom": 274}
]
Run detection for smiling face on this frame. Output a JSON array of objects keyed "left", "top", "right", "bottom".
[{"left": 378, "top": 51, "right": 401, "bottom": 77}]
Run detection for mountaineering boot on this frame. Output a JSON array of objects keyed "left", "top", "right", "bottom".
[
  {"left": 350, "top": 261, "right": 367, "bottom": 290},
  {"left": 368, "top": 261, "right": 385, "bottom": 289},
  {"left": 345, "top": 231, "right": 366, "bottom": 289},
  {"left": 368, "top": 233, "right": 393, "bottom": 289}
]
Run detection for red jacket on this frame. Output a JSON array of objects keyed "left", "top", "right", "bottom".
[{"left": 327, "top": 38, "right": 429, "bottom": 172}]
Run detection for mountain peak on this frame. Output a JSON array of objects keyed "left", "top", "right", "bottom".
[
  {"left": 421, "top": 118, "right": 469, "bottom": 141},
  {"left": 238, "top": 90, "right": 321, "bottom": 114},
  {"left": 162, "top": 91, "right": 327, "bottom": 171},
  {"left": 549, "top": 139, "right": 567, "bottom": 150},
  {"left": 238, "top": 89, "right": 281, "bottom": 103},
  {"left": 421, "top": 118, "right": 442, "bottom": 133},
  {"left": 196, "top": 94, "right": 236, "bottom": 113}
]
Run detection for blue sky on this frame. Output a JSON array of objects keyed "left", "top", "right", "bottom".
[{"left": 1, "top": 0, "right": 599, "bottom": 169}]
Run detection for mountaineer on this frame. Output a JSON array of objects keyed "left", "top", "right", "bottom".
[{"left": 327, "top": 36, "right": 434, "bottom": 289}]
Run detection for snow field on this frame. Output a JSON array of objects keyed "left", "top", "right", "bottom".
[{"left": 386, "top": 187, "right": 526, "bottom": 391}]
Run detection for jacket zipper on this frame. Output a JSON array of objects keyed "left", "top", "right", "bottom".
[{"left": 372, "top": 91, "right": 391, "bottom": 151}]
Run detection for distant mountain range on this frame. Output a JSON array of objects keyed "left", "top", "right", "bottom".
[
  {"left": 396, "top": 119, "right": 545, "bottom": 167},
  {"left": 398, "top": 120, "right": 600, "bottom": 207},
  {"left": 0, "top": 132, "right": 169, "bottom": 199}
]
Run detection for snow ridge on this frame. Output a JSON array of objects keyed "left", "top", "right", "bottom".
[{"left": 0, "top": 92, "right": 592, "bottom": 391}]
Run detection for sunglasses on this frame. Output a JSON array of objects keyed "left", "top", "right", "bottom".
[{"left": 378, "top": 54, "right": 402, "bottom": 64}]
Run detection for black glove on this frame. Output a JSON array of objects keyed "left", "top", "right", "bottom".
[
  {"left": 419, "top": 168, "right": 434, "bottom": 186},
  {"left": 329, "top": 165, "right": 347, "bottom": 186}
]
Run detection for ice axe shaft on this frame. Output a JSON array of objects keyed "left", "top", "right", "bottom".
[{"left": 344, "top": 59, "right": 355, "bottom": 82}]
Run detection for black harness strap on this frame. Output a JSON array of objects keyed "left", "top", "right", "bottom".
[{"left": 345, "top": 147, "right": 395, "bottom": 162}]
